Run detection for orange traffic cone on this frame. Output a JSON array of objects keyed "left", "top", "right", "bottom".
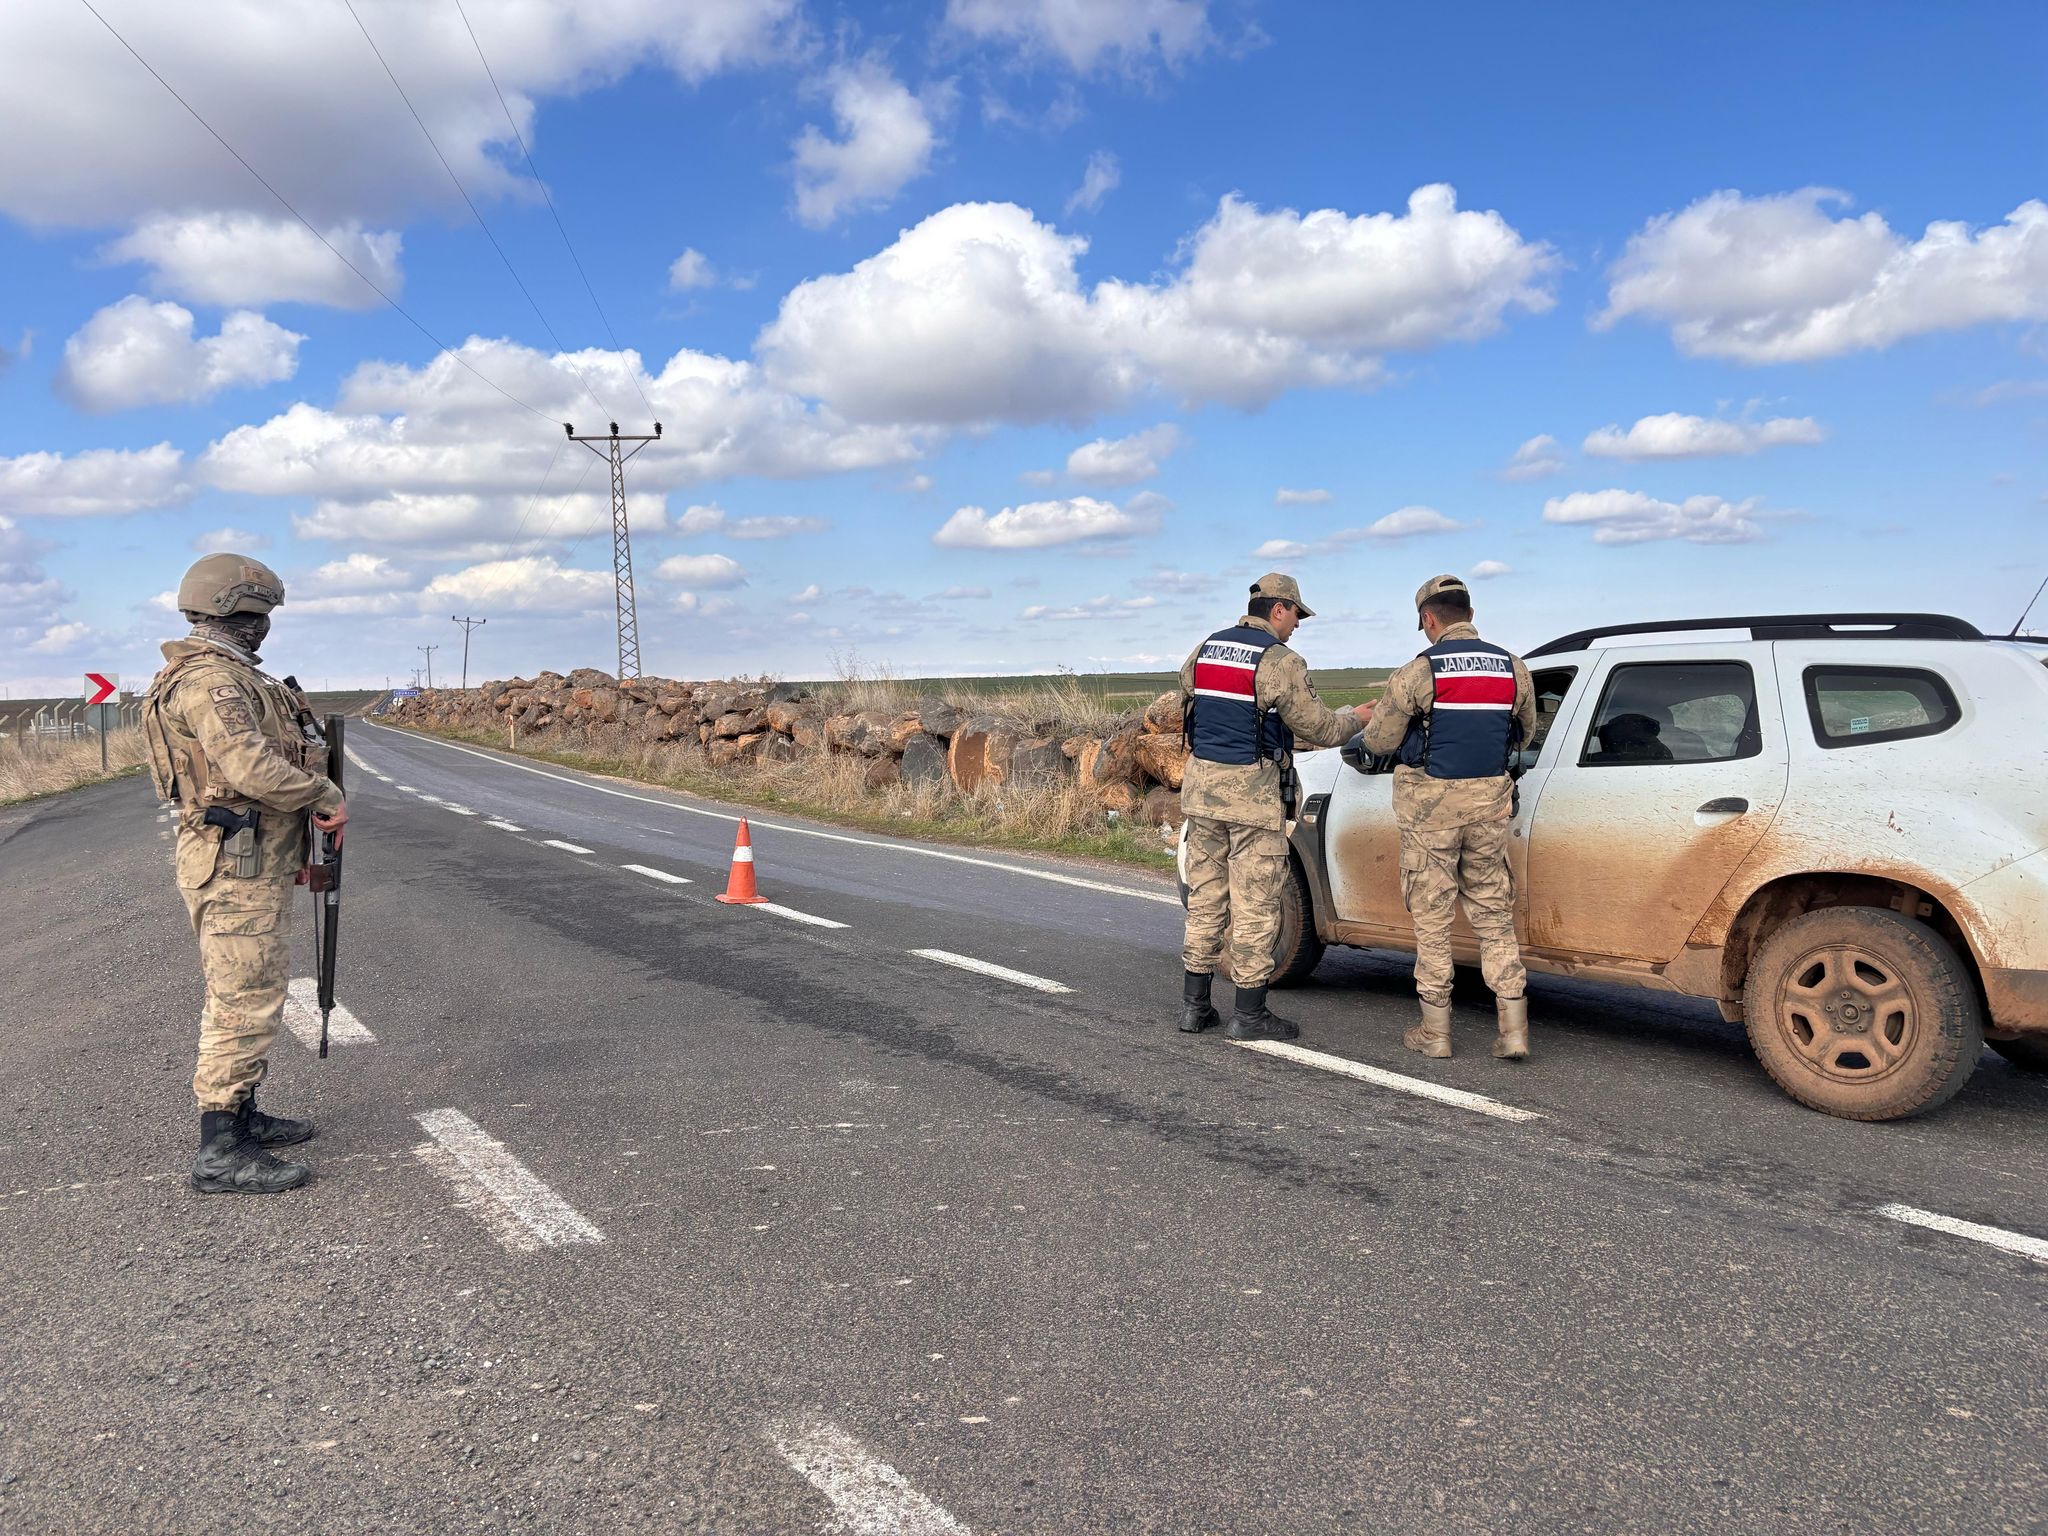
[{"left": 714, "top": 818, "right": 768, "bottom": 905}]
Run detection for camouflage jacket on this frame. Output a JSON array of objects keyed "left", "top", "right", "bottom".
[
  {"left": 1361, "top": 622, "right": 1538, "bottom": 830},
  {"left": 145, "top": 638, "right": 343, "bottom": 819},
  {"left": 1176, "top": 616, "right": 1359, "bottom": 831}
]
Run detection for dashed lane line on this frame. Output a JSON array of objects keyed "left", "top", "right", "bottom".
[
  {"left": 1230, "top": 1039, "right": 1544, "bottom": 1123},
  {"left": 281, "top": 977, "right": 374, "bottom": 1049},
  {"left": 623, "top": 863, "right": 692, "bottom": 885},
  {"left": 543, "top": 839, "right": 594, "bottom": 854},
  {"left": 909, "top": 949, "right": 1071, "bottom": 994},
  {"left": 395, "top": 784, "right": 417, "bottom": 793},
  {"left": 768, "top": 1418, "right": 971, "bottom": 1536},
  {"left": 1877, "top": 1203, "right": 2048, "bottom": 1264},
  {"left": 367, "top": 724, "right": 1179, "bottom": 906},
  {"left": 486, "top": 818, "right": 524, "bottom": 832},
  {"left": 751, "top": 901, "right": 849, "bottom": 930},
  {"left": 444, "top": 804, "right": 477, "bottom": 816},
  {"left": 413, "top": 1109, "right": 604, "bottom": 1253}
]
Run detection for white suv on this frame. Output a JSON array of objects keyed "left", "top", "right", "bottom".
[{"left": 1192, "top": 613, "right": 2048, "bottom": 1121}]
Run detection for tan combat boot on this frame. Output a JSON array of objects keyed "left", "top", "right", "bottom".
[
  {"left": 1403, "top": 999, "right": 1453, "bottom": 1059},
  {"left": 1493, "top": 995, "right": 1530, "bottom": 1061}
]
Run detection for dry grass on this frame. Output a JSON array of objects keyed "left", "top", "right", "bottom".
[
  {"left": 817, "top": 657, "right": 1136, "bottom": 740},
  {"left": 420, "top": 719, "right": 1176, "bottom": 870},
  {"left": 0, "top": 728, "right": 150, "bottom": 806}
]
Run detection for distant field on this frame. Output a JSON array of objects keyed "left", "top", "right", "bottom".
[
  {"left": 811, "top": 668, "right": 1395, "bottom": 712},
  {"left": 0, "top": 688, "right": 383, "bottom": 738}
]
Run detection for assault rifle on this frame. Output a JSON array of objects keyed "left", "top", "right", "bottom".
[{"left": 306, "top": 714, "right": 345, "bottom": 1057}]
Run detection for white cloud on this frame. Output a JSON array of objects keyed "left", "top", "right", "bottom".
[
  {"left": 934, "top": 495, "right": 1159, "bottom": 549},
  {"left": 0, "top": 443, "right": 190, "bottom": 517},
  {"left": 1065, "top": 150, "right": 1120, "bottom": 215},
  {"left": 1066, "top": 423, "right": 1182, "bottom": 485},
  {"left": 1973, "top": 379, "right": 2048, "bottom": 406},
  {"left": 101, "top": 213, "right": 401, "bottom": 309},
  {"left": 945, "top": 0, "right": 1213, "bottom": 72},
  {"left": 58, "top": 297, "right": 300, "bottom": 412},
  {"left": 0, "top": 514, "right": 65, "bottom": 625},
  {"left": 191, "top": 525, "right": 268, "bottom": 553},
  {"left": 202, "top": 339, "right": 918, "bottom": 538},
  {"left": 1601, "top": 189, "right": 2048, "bottom": 362},
  {"left": 1582, "top": 412, "right": 1827, "bottom": 459},
  {"left": 1252, "top": 538, "right": 1310, "bottom": 559},
  {"left": 1542, "top": 488, "right": 1767, "bottom": 546},
  {"left": 787, "top": 583, "right": 821, "bottom": 604},
  {"left": 904, "top": 472, "right": 934, "bottom": 492},
  {"left": 935, "top": 585, "right": 990, "bottom": 599},
  {"left": 1470, "top": 559, "right": 1512, "bottom": 579},
  {"left": 668, "top": 248, "right": 716, "bottom": 290},
  {"left": 1274, "top": 487, "right": 1331, "bottom": 506},
  {"left": 1022, "top": 594, "right": 1162, "bottom": 621},
  {"left": 422, "top": 555, "right": 615, "bottom": 613},
  {"left": 1138, "top": 567, "right": 1216, "bottom": 594},
  {"left": 1363, "top": 505, "right": 1464, "bottom": 539},
  {"left": 656, "top": 553, "right": 748, "bottom": 588},
  {"left": 676, "top": 503, "right": 728, "bottom": 535},
  {"left": 0, "top": 0, "right": 801, "bottom": 227},
  {"left": 1019, "top": 469, "right": 1058, "bottom": 486},
  {"left": 310, "top": 552, "right": 411, "bottom": 591},
  {"left": 759, "top": 186, "right": 1554, "bottom": 425},
  {"left": 672, "top": 502, "right": 827, "bottom": 539},
  {"left": 790, "top": 58, "right": 944, "bottom": 229},
  {"left": 1501, "top": 433, "right": 1565, "bottom": 482},
  {"left": 28, "top": 619, "right": 93, "bottom": 655}
]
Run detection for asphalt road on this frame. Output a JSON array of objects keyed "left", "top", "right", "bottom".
[{"left": 2, "top": 721, "right": 2043, "bottom": 1535}]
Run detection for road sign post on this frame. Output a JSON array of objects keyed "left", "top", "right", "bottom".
[{"left": 84, "top": 673, "right": 117, "bottom": 772}]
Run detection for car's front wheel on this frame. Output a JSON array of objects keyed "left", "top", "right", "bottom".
[
  {"left": 1744, "top": 907, "right": 1983, "bottom": 1121},
  {"left": 1174, "top": 829, "right": 1326, "bottom": 989}
]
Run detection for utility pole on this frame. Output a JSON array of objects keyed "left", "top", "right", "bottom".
[
  {"left": 417, "top": 644, "right": 438, "bottom": 689},
  {"left": 451, "top": 615, "right": 487, "bottom": 690},
  {"left": 567, "top": 420, "right": 662, "bottom": 680}
]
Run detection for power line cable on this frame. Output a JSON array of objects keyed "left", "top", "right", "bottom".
[
  {"left": 73, "top": 0, "right": 561, "bottom": 426},
  {"left": 503, "top": 434, "right": 569, "bottom": 550},
  {"left": 337, "top": 0, "right": 613, "bottom": 421},
  {"left": 450, "top": 0, "right": 658, "bottom": 422}
]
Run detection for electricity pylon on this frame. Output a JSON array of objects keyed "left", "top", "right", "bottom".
[{"left": 567, "top": 420, "right": 662, "bottom": 681}]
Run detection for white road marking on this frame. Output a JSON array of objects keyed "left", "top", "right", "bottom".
[
  {"left": 909, "top": 949, "right": 1071, "bottom": 994},
  {"left": 767, "top": 1418, "right": 971, "bottom": 1536},
  {"left": 1230, "top": 1039, "right": 1544, "bottom": 1123},
  {"left": 416, "top": 792, "right": 444, "bottom": 803},
  {"left": 1877, "top": 1203, "right": 2048, "bottom": 1264},
  {"left": 444, "top": 804, "right": 477, "bottom": 816},
  {"left": 342, "top": 745, "right": 377, "bottom": 776},
  {"left": 281, "top": 977, "right": 375, "bottom": 1048},
  {"left": 623, "top": 863, "right": 691, "bottom": 884},
  {"left": 486, "top": 819, "right": 524, "bottom": 832},
  {"left": 373, "top": 725, "right": 1178, "bottom": 906},
  {"left": 543, "top": 839, "right": 594, "bottom": 854},
  {"left": 752, "top": 901, "right": 849, "bottom": 930},
  {"left": 412, "top": 1108, "right": 604, "bottom": 1253},
  {"left": 395, "top": 784, "right": 417, "bottom": 793}
]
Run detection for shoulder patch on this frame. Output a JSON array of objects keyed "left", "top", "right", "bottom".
[{"left": 210, "top": 685, "right": 243, "bottom": 701}]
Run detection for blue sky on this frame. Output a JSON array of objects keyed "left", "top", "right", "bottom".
[{"left": 2, "top": 0, "right": 2044, "bottom": 696}]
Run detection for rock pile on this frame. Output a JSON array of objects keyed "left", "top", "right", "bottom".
[{"left": 386, "top": 668, "right": 1192, "bottom": 826}]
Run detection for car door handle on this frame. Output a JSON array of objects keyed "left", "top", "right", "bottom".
[{"left": 1696, "top": 797, "right": 1749, "bottom": 815}]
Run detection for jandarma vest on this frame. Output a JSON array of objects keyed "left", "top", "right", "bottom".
[
  {"left": 1397, "top": 637, "right": 1521, "bottom": 780},
  {"left": 1187, "top": 624, "right": 1295, "bottom": 766}
]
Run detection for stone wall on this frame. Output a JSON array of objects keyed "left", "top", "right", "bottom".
[{"left": 385, "top": 669, "right": 1192, "bottom": 826}]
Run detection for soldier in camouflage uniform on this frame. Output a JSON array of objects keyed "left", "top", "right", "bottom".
[
  {"left": 1177, "top": 573, "right": 1371, "bottom": 1041},
  {"left": 143, "top": 554, "right": 348, "bottom": 1194},
  {"left": 1361, "top": 575, "right": 1538, "bottom": 1060}
]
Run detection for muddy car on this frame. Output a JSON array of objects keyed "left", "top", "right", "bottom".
[{"left": 1185, "top": 613, "right": 2048, "bottom": 1121}]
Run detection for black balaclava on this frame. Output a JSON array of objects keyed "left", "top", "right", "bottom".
[{"left": 190, "top": 610, "right": 271, "bottom": 659}]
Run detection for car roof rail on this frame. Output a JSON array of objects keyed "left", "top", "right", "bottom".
[{"left": 1526, "top": 613, "right": 1985, "bottom": 658}]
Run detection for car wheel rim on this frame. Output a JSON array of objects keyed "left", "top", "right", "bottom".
[{"left": 1775, "top": 943, "right": 1919, "bottom": 1085}]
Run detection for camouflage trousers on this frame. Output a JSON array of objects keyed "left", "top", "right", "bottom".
[
  {"left": 180, "top": 859, "right": 293, "bottom": 1112},
  {"left": 1399, "top": 819, "right": 1526, "bottom": 1006},
  {"left": 1181, "top": 815, "right": 1288, "bottom": 990}
]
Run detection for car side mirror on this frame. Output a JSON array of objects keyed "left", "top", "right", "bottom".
[{"left": 1341, "top": 735, "right": 1395, "bottom": 775}]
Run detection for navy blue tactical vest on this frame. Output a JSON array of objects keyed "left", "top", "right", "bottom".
[
  {"left": 1187, "top": 624, "right": 1295, "bottom": 765},
  {"left": 1397, "top": 637, "right": 1521, "bottom": 779}
]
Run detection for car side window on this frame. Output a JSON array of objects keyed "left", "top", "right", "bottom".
[
  {"left": 1802, "top": 665, "right": 1959, "bottom": 748},
  {"left": 1579, "top": 661, "right": 1759, "bottom": 766},
  {"left": 1519, "top": 666, "right": 1577, "bottom": 766}
]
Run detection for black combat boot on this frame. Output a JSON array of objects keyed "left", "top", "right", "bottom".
[
  {"left": 1225, "top": 984, "right": 1300, "bottom": 1042},
  {"left": 241, "top": 1093, "right": 315, "bottom": 1147},
  {"left": 191, "top": 1110, "right": 311, "bottom": 1195},
  {"left": 1178, "top": 970, "right": 1221, "bottom": 1033}
]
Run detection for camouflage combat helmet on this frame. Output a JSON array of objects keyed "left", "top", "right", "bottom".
[{"left": 177, "top": 553, "right": 285, "bottom": 619}]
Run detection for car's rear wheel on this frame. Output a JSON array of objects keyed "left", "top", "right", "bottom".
[
  {"left": 1744, "top": 907, "right": 1982, "bottom": 1121},
  {"left": 1990, "top": 1036, "right": 2048, "bottom": 1072}
]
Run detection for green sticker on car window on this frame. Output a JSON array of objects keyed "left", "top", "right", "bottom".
[{"left": 1849, "top": 717, "right": 1871, "bottom": 734}]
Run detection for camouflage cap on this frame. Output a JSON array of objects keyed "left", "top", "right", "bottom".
[
  {"left": 1412, "top": 572, "right": 1468, "bottom": 629},
  {"left": 1249, "top": 571, "right": 1314, "bottom": 619},
  {"left": 177, "top": 553, "right": 285, "bottom": 618}
]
